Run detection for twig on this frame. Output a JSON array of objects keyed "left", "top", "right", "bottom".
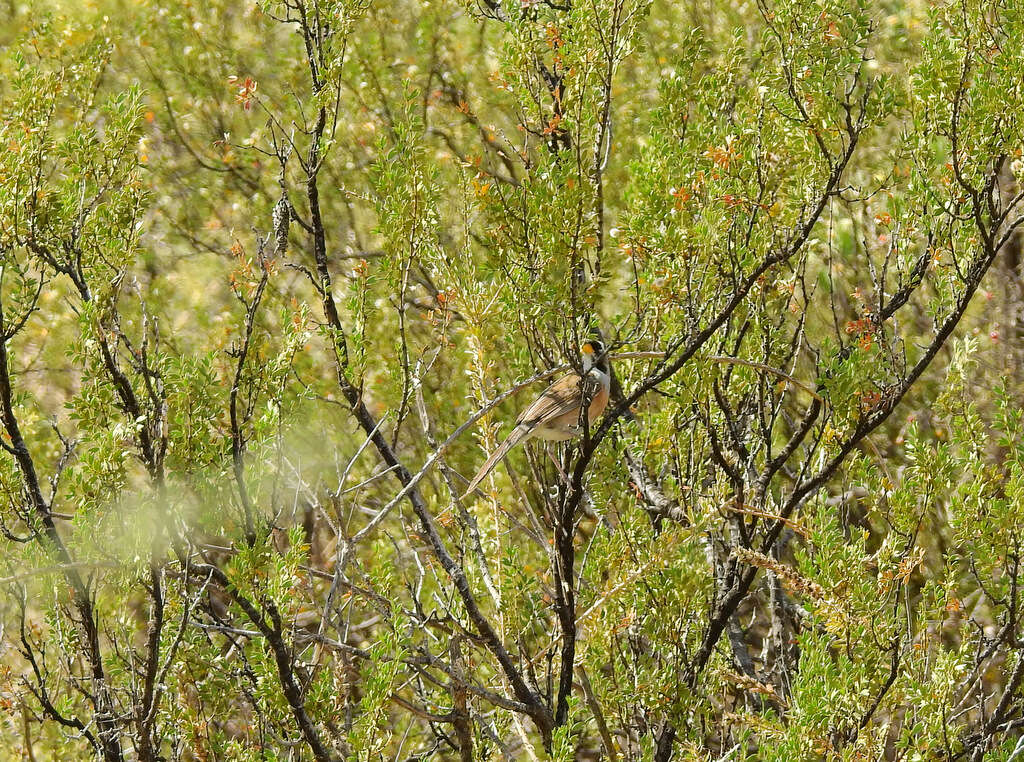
[{"left": 611, "top": 351, "right": 822, "bottom": 402}]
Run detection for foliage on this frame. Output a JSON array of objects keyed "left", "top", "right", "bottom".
[{"left": 0, "top": 0, "right": 1024, "bottom": 759}]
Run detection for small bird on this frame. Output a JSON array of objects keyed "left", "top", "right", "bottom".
[{"left": 463, "top": 340, "right": 611, "bottom": 497}]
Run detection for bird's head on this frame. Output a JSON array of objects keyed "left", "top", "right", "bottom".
[{"left": 581, "top": 339, "right": 608, "bottom": 373}]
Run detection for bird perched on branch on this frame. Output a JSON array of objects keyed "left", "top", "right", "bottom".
[{"left": 463, "top": 340, "right": 611, "bottom": 497}]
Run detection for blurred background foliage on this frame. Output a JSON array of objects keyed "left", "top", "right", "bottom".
[{"left": 1, "top": 0, "right": 1024, "bottom": 759}]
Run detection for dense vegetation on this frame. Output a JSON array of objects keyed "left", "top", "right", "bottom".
[{"left": 1, "top": 0, "right": 1024, "bottom": 758}]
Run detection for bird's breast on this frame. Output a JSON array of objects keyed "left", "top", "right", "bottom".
[{"left": 587, "top": 381, "right": 610, "bottom": 421}]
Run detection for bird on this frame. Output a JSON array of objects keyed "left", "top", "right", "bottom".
[{"left": 462, "top": 340, "right": 611, "bottom": 497}]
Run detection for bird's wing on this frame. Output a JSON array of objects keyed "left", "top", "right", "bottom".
[
  {"left": 462, "top": 372, "right": 589, "bottom": 498},
  {"left": 514, "top": 372, "right": 585, "bottom": 428}
]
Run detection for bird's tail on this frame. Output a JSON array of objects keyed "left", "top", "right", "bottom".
[{"left": 462, "top": 426, "right": 530, "bottom": 498}]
